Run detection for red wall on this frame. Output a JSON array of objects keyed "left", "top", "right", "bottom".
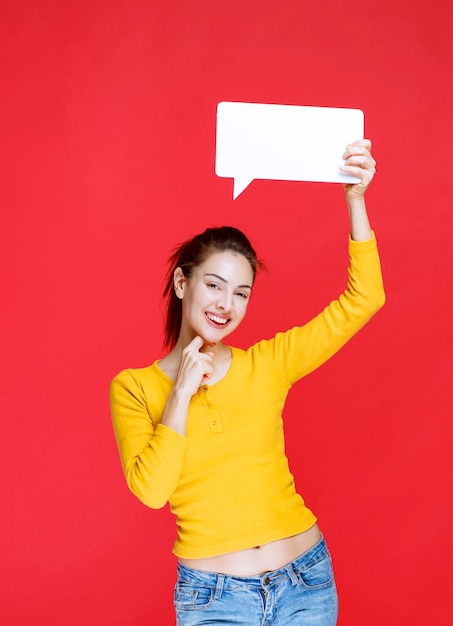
[{"left": 1, "top": 1, "right": 452, "bottom": 624}]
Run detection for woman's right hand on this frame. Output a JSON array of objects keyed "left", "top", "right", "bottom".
[
  {"left": 174, "top": 336, "right": 214, "bottom": 397},
  {"left": 160, "top": 336, "right": 214, "bottom": 436}
]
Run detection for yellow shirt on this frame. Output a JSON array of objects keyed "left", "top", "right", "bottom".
[{"left": 110, "top": 235, "right": 385, "bottom": 559}]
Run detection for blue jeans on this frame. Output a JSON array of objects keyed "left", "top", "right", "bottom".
[{"left": 174, "top": 537, "right": 338, "bottom": 625}]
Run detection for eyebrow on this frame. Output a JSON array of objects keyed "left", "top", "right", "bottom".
[{"left": 203, "top": 273, "right": 252, "bottom": 290}]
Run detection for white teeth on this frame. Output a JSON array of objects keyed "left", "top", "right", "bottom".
[{"left": 206, "top": 313, "right": 228, "bottom": 325}]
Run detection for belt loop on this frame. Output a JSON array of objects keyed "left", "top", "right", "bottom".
[
  {"left": 214, "top": 573, "right": 225, "bottom": 599},
  {"left": 285, "top": 563, "right": 299, "bottom": 586}
]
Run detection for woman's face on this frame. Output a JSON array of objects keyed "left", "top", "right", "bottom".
[{"left": 176, "top": 251, "right": 254, "bottom": 345}]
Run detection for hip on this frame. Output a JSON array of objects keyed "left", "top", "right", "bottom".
[{"left": 174, "top": 534, "right": 338, "bottom": 626}]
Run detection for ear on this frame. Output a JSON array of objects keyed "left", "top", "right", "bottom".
[{"left": 173, "top": 267, "right": 186, "bottom": 299}]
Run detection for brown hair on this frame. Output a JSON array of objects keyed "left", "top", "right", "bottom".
[{"left": 162, "top": 226, "right": 263, "bottom": 349}]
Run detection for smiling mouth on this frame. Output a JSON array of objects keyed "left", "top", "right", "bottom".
[{"left": 205, "top": 312, "right": 230, "bottom": 326}]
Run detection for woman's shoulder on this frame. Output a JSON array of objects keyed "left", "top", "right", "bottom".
[
  {"left": 230, "top": 332, "right": 292, "bottom": 364},
  {"left": 110, "top": 360, "right": 168, "bottom": 389}
]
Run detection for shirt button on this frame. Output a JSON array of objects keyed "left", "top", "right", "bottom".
[
  {"left": 206, "top": 404, "right": 212, "bottom": 409},
  {"left": 211, "top": 421, "right": 217, "bottom": 426}
]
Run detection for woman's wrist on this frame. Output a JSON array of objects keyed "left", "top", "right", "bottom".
[
  {"left": 347, "top": 195, "right": 372, "bottom": 241},
  {"left": 161, "top": 387, "right": 192, "bottom": 436}
]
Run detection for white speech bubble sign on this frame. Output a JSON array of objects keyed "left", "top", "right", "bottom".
[{"left": 215, "top": 101, "right": 364, "bottom": 199}]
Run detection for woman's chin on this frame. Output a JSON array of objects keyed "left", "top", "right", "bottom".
[{"left": 200, "top": 326, "right": 233, "bottom": 345}]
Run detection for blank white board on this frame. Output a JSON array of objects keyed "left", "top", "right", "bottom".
[{"left": 215, "top": 101, "right": 364, "bottom": 199}]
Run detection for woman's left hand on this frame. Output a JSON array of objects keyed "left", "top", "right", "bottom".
[{"left": 340, "top": 139, "right": 376, "bottom": 199}]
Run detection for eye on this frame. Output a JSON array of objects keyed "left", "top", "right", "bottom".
[
  {"left": 206, "top": 282, "right": 220, "bottom": 290},
  {"left": 236, "top": 292, "right": 249, "bottom": 300}
]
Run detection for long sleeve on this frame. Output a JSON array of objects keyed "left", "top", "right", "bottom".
[
  {"left": 109, "top": 369, "right": 188, "bottom": 508},
  {"left": 256, "top": 233, "right": 386, "bottom": 384}
]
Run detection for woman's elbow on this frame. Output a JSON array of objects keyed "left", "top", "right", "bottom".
[
  {"left": 374, "top": 288, "right": 386, "bottom": 313},
  {"left": 128, "top": 481, "right": 169, "bottom": 509}
]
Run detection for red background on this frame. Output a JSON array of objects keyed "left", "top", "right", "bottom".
[{"left": 1, "top": 1, "right": 452, "bottom": 624}]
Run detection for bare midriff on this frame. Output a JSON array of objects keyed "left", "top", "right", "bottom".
[{"left": 178, "top": 523, "right": 322, "bottom": 576}]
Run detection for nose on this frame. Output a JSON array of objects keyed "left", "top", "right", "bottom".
[{"left": 217, "top": 289, "right": 233, "bottom": 312}]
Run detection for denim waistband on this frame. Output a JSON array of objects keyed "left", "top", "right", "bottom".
[{"left": 177, "top": 536, "right": 328, "bottom": 590}]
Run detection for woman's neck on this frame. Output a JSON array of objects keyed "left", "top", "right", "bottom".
[{"left": 160, "top": 338, "right": 232, "bottom": 385}]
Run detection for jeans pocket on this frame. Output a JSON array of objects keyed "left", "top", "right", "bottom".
[
  {"left": 297, "top": 553, "right": 335, "bottom": 590},
  {"left": 174, "top": 581, "right": 215, "bottom": 610}
]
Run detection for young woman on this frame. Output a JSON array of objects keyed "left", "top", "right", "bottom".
[{"left": 110, "top": 139, "right": 385, "bottom": 625}]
